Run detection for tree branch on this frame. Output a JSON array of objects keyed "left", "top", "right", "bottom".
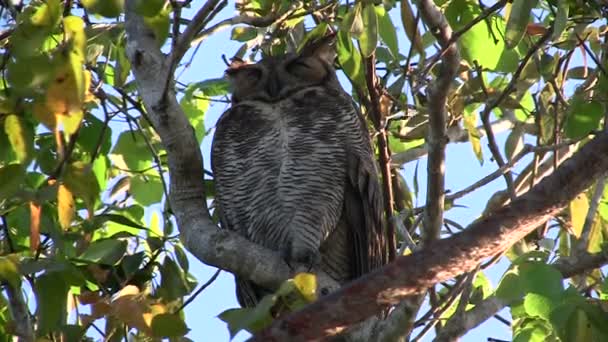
[
  {"left": 418, "top": 0, "right": 460, "bottom": 243},
  {"left": 167, "top": 0, "right": 225, "bottom": 75},
  {"left": 253, "top": 131, "right": 608, "bottom": 341},
  {"left": 123, "top": 0, "right": 339, "bottom": 298},
  {"left": 5, "top": 282, "right": 34, "bottom": 342}
]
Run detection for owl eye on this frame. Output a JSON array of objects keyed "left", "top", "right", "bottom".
[{"left": 287, "top": 58, "right": 327, "bottom": 81}]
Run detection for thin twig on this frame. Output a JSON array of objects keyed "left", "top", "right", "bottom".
[
  {"left": 167, "top": 0, "right": 224, "bottom": 76},
  {"left": 175, "top": 269, "right": 221, "bottom": 313},
  {"left": 480, "top": 29, "right": 554, "bottom": 200},
  {"left": 365, "top": 54, "right": 397, "bottom": 260}
]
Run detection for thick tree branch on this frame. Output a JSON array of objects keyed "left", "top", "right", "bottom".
[
  {"left": 123, "top": 0, "right": 339, "bottom": 298},
  {"left": 253, "top": 131, "right": 608, "bottom": 341},
  {"left": 418, "top": 0, "right": 460, "bottom": 243},
  {"left": 435, "top": 250, "right": 608, "bottom": 341}
]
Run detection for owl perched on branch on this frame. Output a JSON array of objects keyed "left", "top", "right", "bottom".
[{"left": 211, "top": 35, "right": 390, "bottom": 307}]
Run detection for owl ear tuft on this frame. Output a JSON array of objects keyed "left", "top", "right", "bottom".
[
  {"left": 225, "top": 57, "right": 250, "bottom": 76},
  {"left": 299, "top": 33, "right": 337, "bottom": 65}
]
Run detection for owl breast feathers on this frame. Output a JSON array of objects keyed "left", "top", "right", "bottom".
[{"left": 211, "top": 35, "right": 390, "bottom": 307}]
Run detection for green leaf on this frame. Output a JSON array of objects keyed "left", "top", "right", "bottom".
[
  {"left": 181, "top": 87, "right": 209, "bottom": 143},
  {"left": 0, "top": 256, "right": 21, "bottom": 289},
  {"left": 505, "top": 125, "right": 525, "bottom": 160},
  {"left": 159, "top": 257, "right": 192, "bottom": 301},
  {"left": 341, "top": 3, "right": 364, "bottom": 38},
  {"left": 231, "top": 27, "right": 258, "bottom": 42},
  {"left": 524, "top": 293, "right": 556, "bottom": 320},
  {"left": 35, "top": 272, "right": 69, "bottom": 334},
  {"left": 496, "top": 269, "right": 523, "bottom": 301},
  {"left": 4, "top": 114, "right": 34, "bottom": 165},
  {"left": 134, "top": 0, "right": 165, "bottom": 17},
  {"left": 81, "top": 0, "right": 124, "bottom": 18},
  {"left": 552, "top": 0, "right": 569, "bottom": 41},
  {"left": 336, "top": 30, "right": 365, "bottom": 89},
  {"left": 30, "top": 0, "right": 62, "bottom": 29},
  {"left": 463, "top": 109, "right": 483, "bottom": 164},
  {"left": 110, "top": 130, "right": 155, "bottom": 171},
  {"left": 358, "top": 4, "right": 378, "bottom": 58},
  {"left": 513, "top": 321, "right": 551, "bottom": 342},
  {"left": 564, "top": 97, "right": 603, "bottom": 139},
  {"left": 193, "top": 78, "right": 230, "bottom": 97},
  {"left": 505, "top": 0, "right": 539, "bottom": 49},
  {"left": 94, "top": 213, "right": 149, "bottom": 231},
  {"left": 143, "top": 8, "right": 170, "bottom": 46},
  {"left": 445, "top": 0, "right": 506, "bottom": 69},
  {"left": 174, "top": 244, "right": 190, "bottom": 272},
  {"left": 218, "top": 296, "right": 275, "bottom": 337},
  {"left": 519, "top": 263, "right": 563, "bottom": 298},
  {"left": 130, "top": 174, "right": 164, "bottom": 206},
  {"left": 63, "top": 161, "right": 100, "bottom": 213},
  {"left": 78, "top": 239, "right": 128, "bottom": 265},
  {"left": 375, "top": 6, "right": 398, "bottom": 58},
  {"left": 151, "top": 313, "right": 190, "bottom": 337},
  {"left": 0, "top": 164, "right": 25, "bottom": 200}
]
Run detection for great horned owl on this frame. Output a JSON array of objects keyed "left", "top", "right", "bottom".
[{"left": 211, "top": 35, "right": 389, "bottom": 306}]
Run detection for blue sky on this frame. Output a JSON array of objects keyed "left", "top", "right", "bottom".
[{"left": 174, "top": 3, "right": 518, "bottom": 341}]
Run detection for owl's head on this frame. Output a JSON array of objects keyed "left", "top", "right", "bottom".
[{"left": 225, "top": 34, "right": 340, "bottom": 103}]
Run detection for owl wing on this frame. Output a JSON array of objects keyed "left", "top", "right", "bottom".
[{"left": 343, "top": 110, "right": 389, "bottom": 276}]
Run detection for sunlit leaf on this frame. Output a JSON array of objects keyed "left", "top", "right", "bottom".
[
  {"left": 130, "top": 174, "right": 164, "bottom": 206},
  {"left": 143, "top": 8, "right": 170, "bottom": 46},
  {"left": 445, "top": 0, "right": 508, "bottom": 69},
  {"left": 564, "top": 97, "right": 603, "bottom": 139},
  {"left": 0, "top": 255, "right": 21, "bottom": 289},
  {"left": 375, "top": 6, "right": 398, "bottom": 58},
  {"left": 336, "top": 30, "right": 365, "bottom": 89},
  {"left": 4, "top": 114, "right": 34, "bottom": 165},
  {"left": 57, "top": 183, "right": 75, "bottom": 230},
  {"left": 293, "top": 273, "right": 317, "bottom": 302},
  {"left": 505, "top": 0, "right": 539, "bottom": 49},
  {"left": 135, "top": 0, "right": 166, "bottom": 17},
  {"left": 81, "top": 0, "right": 124, "bottom": 18},
  {"left": 231, "top": 27, "right": 258, "bottom": 42},
  {"left": 463, "top": 110, "right": 483, "bottom": 164},
  {"left": 358, "top": 4, "right": 378, "bottom": 58}
]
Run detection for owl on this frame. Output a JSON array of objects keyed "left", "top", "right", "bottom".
[{"left": 211, "top": 35, "right": 389, "bottom": 307}]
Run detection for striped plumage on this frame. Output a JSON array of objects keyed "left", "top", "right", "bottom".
[{"left": 211, "top": 36, "right": 389, "bottom": 307}]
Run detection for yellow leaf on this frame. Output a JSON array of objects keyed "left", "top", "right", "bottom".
[
  {"left": 293, "top": 273, "right": 317, "bottom": 302},
  {"left": 29, "top": 202, "right": 41, "bottom": 252},
  {"left": 58, "top": 183, "right": 75, "bottom": 230},
  {"left": 4, "top": 114, "right": 33, "bottom": 164},
  {"left": 569, "top": 194, "right": 589, "bottom": 238},
  {"left": 33, "top": 100, "right": 57, "bottom": 129},
  {"left": 463, "top": 111, "right": 483, "bottom": 164},
  {"left": 587, "top": 217, "right": 603, "bottom": 253}
]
